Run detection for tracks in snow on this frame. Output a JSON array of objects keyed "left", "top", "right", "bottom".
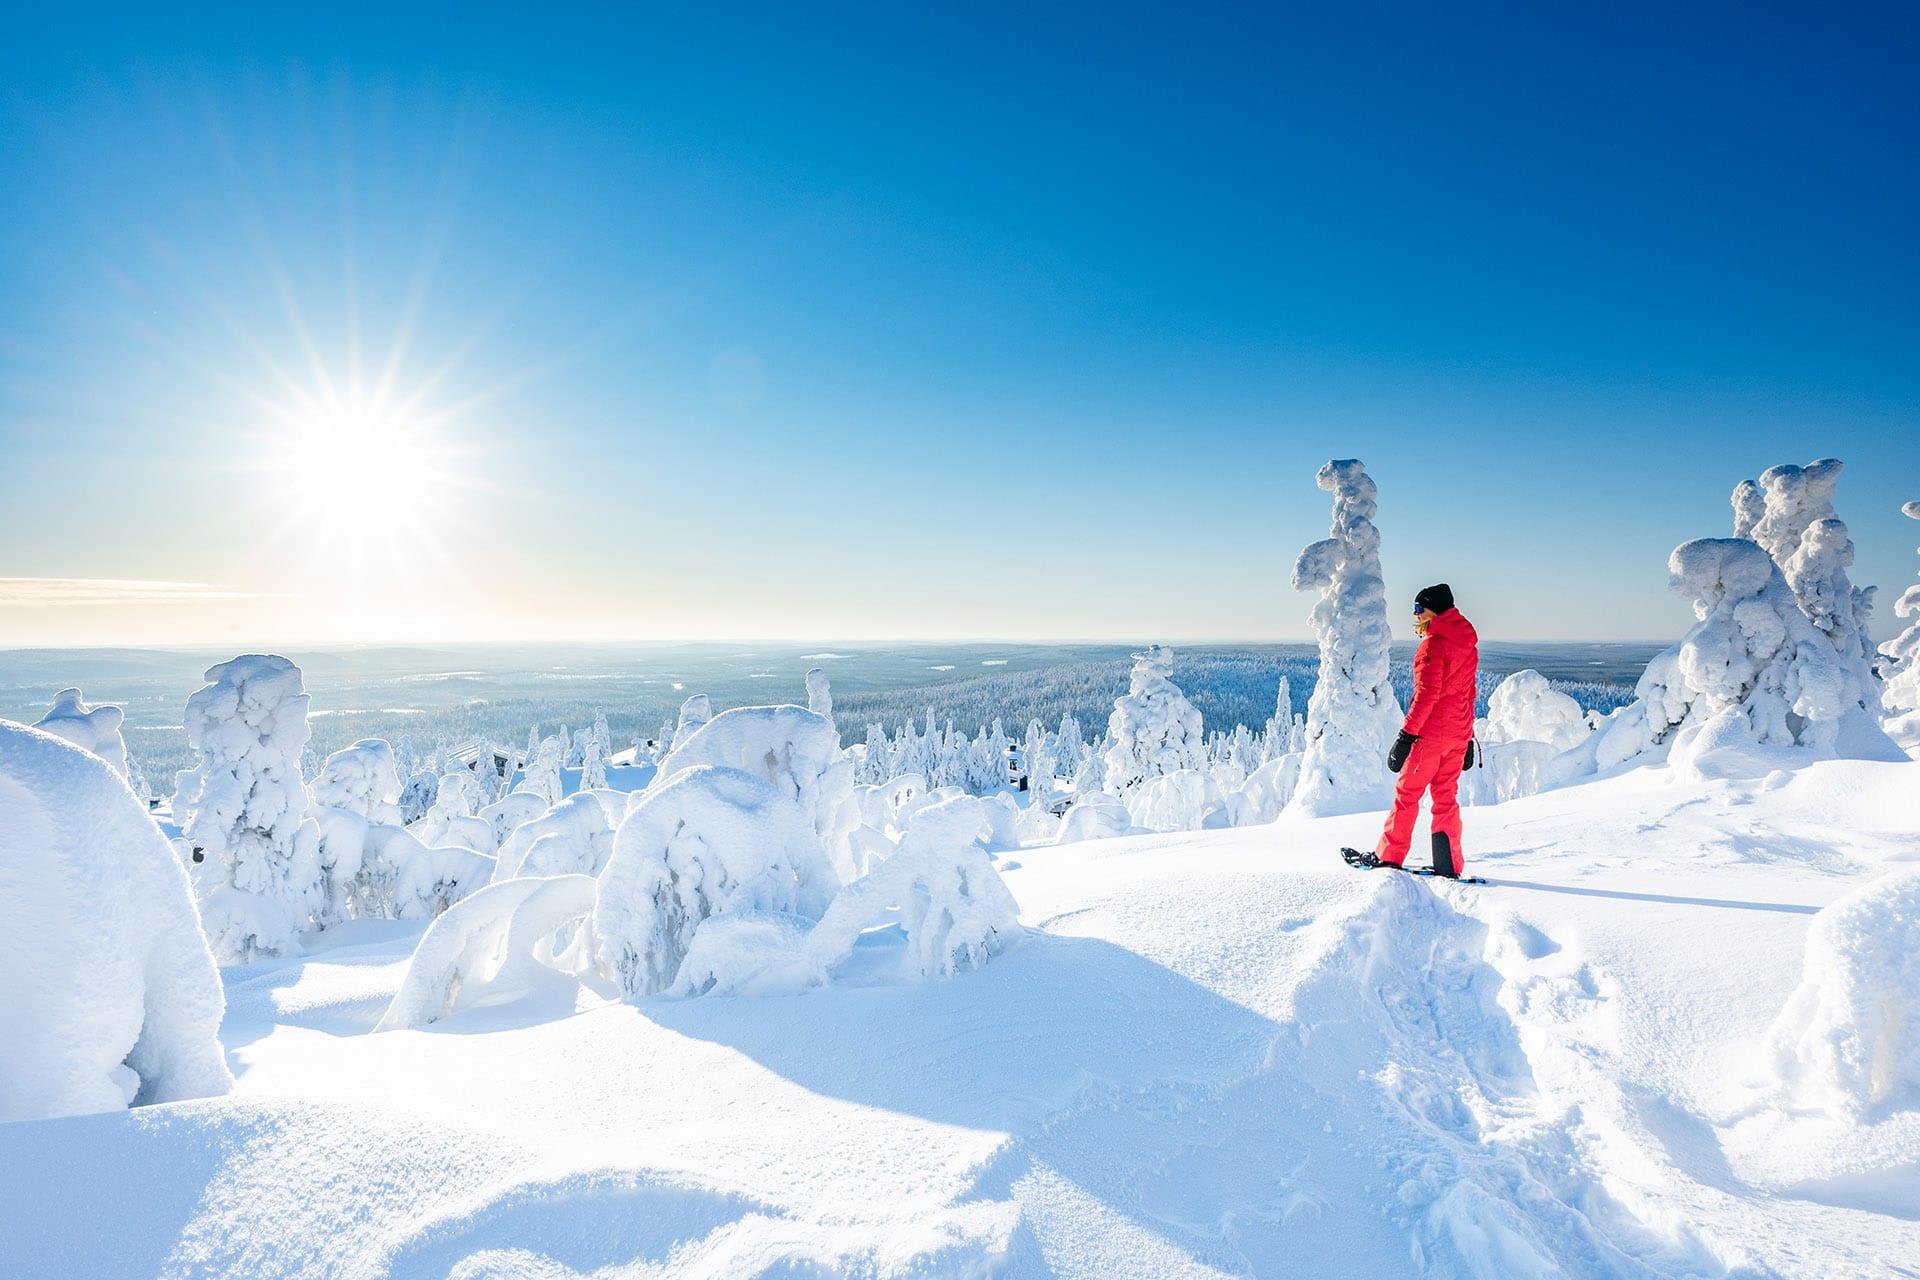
[{"left": 978, "top": 872, "right": 1739, "bottom": 1279}]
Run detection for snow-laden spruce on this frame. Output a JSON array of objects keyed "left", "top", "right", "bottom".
[
  {"left": 1768, "top": 865, "right": 1920, "bottom": 1117},
  {"left": 1101, "top": 645, "right": 1203, "bottom": 800},
  {"left": 0, "top": 721, "right": 231, "bottom": 1122},
  {"left": 1288, "top": 459, "right": 1403, "bottom": 816},
  {"left": 380, "top": 696, "right": 1024, "bottom": 1023},
  {"left": 517, "top": 733, "right": 565, "bottom": 807},
  {"left": 674, "top": 692, "right": 713, "bottom": 746},
  {"left": 1591, "top": 539, "right": 1901, "bottom": 778},
  {"left": 1483, "top": 670, "right": 1590, "bottom": 752},
  {"left": 595, "top": 765, "right": 841, "bottom": 998},
  {"left": 676, "top": 795, "right": 1021, "bottom": 996},
  {"left": 806, "top": 667, "right": 834, "bottom": 726},
  {"left": 579, "top": 710, "right": 610, "bottom": 791},
  {"left": 1881, "top": 500, "right": 1920, "bottom": 749},
  {"left": 493, "top": 789, "right": 621, "bottom": 880},
  {"left": 654, "top": 704, "right": 858, "bottom": 876},
  {"left": 174, "top": 655, "right": 326, "bottom": 963},
  {"left": 31, "top": 688, "right": 130, "bottom": 779},
  {"left": 1734, "top": 459, "right": 1878, "bottom": 685},
  {"left": 310, "top": 738, "right": 403, "bottom": 825},
  {"left": 410, "top": 774, "right": 499, "bottom": 855},
  {"left": 307, "top": 808, "right": 494, "bottom": 923}
]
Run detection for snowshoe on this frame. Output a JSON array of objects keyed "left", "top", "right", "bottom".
[
  {"left": 1343, "top": 846, "right": 1485, "bottom": 883},
  {"left": 1408, "top": 865, "right": 1488, "bottom": 885}
]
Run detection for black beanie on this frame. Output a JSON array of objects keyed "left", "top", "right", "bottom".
[{"left": 1414, "top": 583, "right": 1454, "bottom": 614}]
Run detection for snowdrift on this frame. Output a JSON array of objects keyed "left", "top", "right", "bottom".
[
  {"left": 1769, "top": 866, "right": 1920, "bottom": 1117},
  {"left": 0, "top": 721, "right": 231, "bottom": 1122}
]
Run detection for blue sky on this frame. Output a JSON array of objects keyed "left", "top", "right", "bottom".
[{"left": 1, "top": 4, "right": 1915, "bottom": 645}]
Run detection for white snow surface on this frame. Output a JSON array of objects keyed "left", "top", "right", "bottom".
[
  {"left": 5, "top": 754, "right": 1920, "bottom": 1277},
  {"left": 0, "top": 721, "right": 230, "bottom": 1124}
]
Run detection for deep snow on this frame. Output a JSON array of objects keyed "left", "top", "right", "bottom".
[{"left": 3, "top": 759, "right": 1918, "bottom": 1278}]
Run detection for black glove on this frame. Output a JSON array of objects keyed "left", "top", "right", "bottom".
[
  {"left": 1387, "top": 731, "right": 1417, "bottom": 773},
  {"left": 1462, "top": 739, "right": 1476, "bottom": 770}
]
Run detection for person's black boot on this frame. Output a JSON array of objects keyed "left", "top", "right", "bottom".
[{"left": 1430, "top": 833, "right": 1459, "bottom": 879}]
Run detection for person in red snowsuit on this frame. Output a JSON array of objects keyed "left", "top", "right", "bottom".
[{"left": 1375, "top": 583, "right": 1479, "bottom": 877}]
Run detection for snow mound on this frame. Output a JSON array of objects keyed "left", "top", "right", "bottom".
[
  {"left": 1769, "top": 866, "right": 1920, "bottom": 1117},
  {"left": 31, "top": 688, "right": 129, "bottom": 778},
  {"left": 1054, "top": 791, "right": 1131, "bottom": 844},
  {"left": 0, "top": 721, "right": 231, "bottom": 1122},
  {"left": 594, "top": 765, "right": 840, "bottom": 998}
]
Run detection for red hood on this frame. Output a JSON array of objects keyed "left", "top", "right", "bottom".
[{"left": 1426, "top": 607, "right": 1476, "bottom": 647}]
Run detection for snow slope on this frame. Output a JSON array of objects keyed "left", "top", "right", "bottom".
[{"left": 3, "top": 761, "right": 1917, "bottom": 1278}]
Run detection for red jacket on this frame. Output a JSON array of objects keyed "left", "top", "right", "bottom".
[{"left": 1403, "top": 607, "right": 1479, "bottom": 742}]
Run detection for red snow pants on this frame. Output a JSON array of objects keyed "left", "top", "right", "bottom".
[{"left": 1376, "top": 736, "right": 1466, "bottom": 874}]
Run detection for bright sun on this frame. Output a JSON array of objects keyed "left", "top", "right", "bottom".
[{"left": 247, "top": 384, "right": 488, "bottom": 609}]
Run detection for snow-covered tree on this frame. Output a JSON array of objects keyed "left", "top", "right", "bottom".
[
  {"left": 1022, "top": 718, "right": 1055, "bottom": 797},
  {"left": 175, "top": 655, "right": 324, "bottom": 963},
  {"left": 789, "top": 796, "right": 1020, "bottom": 984},
  {"left": 468, "top": 739, "right": 500, "bottom": 805},
  {"left": 1593, "top": 538, "right": 1900, "bottom": 776},
  {"left": 518, "top": 733, "right": 566, "bottom": 807},
  {"left": 310, "top": 739, "right": 403, "bottom": 825},
  {"left": 1878, "top": 500, "right": 1920, "bottom": 749},
  {"left": 494, "top": 791, "right": 621, "bottom": 880},
  {"left": 1287, "top": 459, "right": 1403, "bottom": 816},
  {"left": 859, "top": 722, "right": 891, "bottom": 784},
  {"left": 1102, "top": 645, "right": 1204, "bottom": 795},
  {"left": 594, "top": 764, "right": 840, "bottom": 998},
  {"left": 1262, "top": 675, "right": 1293, "bottom": 760},
  {"left": 125, "top": 752, "right": 151, "bottom": 804},
  {"left": 1055, "top": 714, "right": 1085, "bottom": 775},
  {"left": 655, "top": 704, "right": 857, "bottom": 874},
  {"left": 675, "top": 693, "right": 712, "bottom": 743},
  {"left": 806, "top": 667, "right": 834, "bottom": 728},
  {"left": 1736, "top": 459, "right": 1878, "bottom": 686},
  {"left": 580, "top": 710, "right": 610, "bottom": 791},
  {"left": 397, "top": 769, "right": 439, "bottom": 825},
  {"left": 1482, "top": 670, "right": 1589, "bottom": 752},
  {"left": 31, "top": 688, "right": 129, "bottom": 779}
]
